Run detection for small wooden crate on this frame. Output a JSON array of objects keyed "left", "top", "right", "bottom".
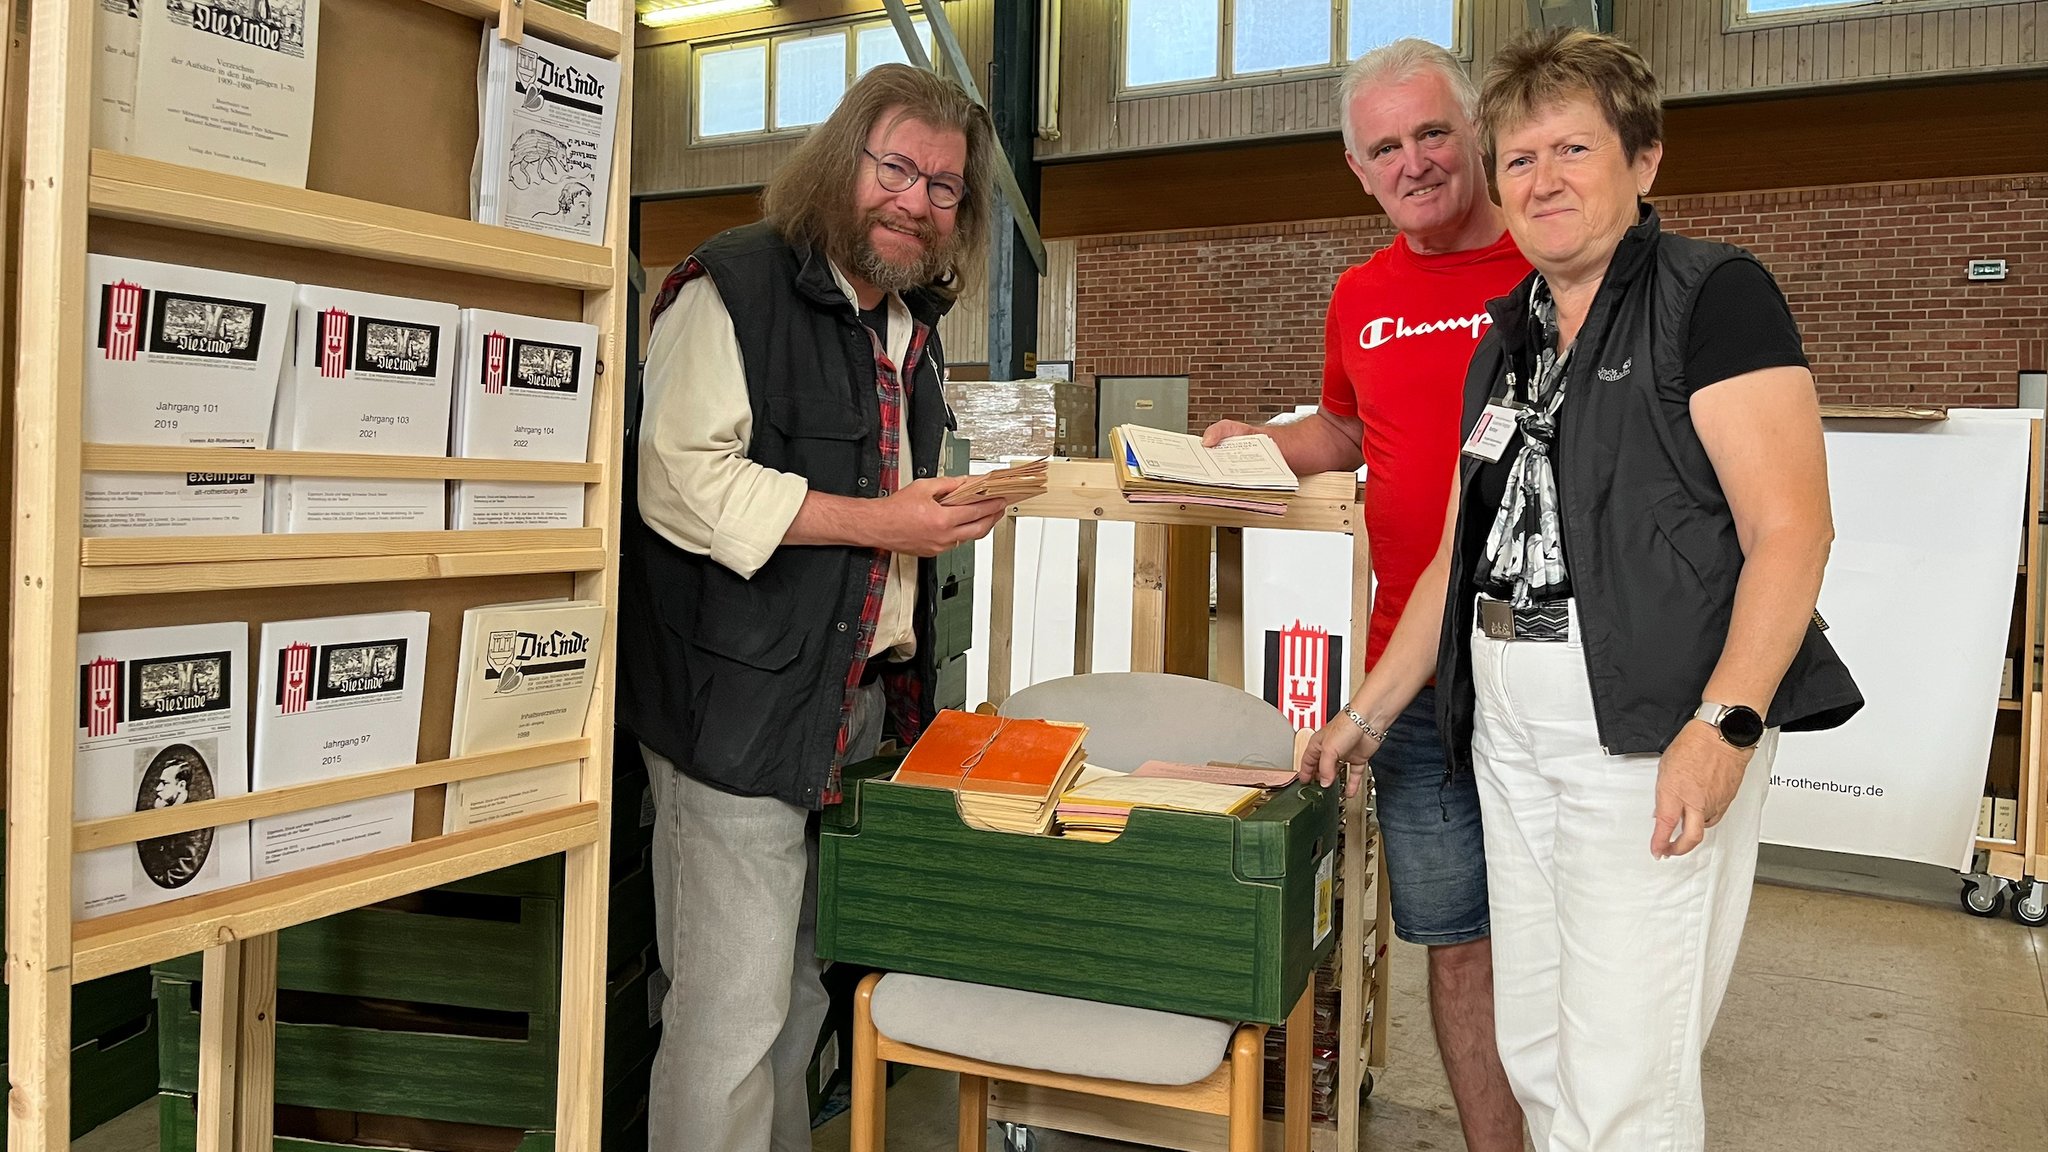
[{"left": 818, "top": 765, "right": 1342, "bottom": 1025}]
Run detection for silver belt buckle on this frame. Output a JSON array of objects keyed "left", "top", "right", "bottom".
[{"left": 1479, "top": 599, "right": 1515, "bottom": 640}]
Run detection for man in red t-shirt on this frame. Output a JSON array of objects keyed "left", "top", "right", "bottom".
[{"left": 1203, "top": 40, "right": 1531, "bottom": 1152}]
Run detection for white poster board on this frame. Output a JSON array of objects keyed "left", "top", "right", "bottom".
[{"left": 1765, "top": 411, "right": 2032, "bottom": 869}]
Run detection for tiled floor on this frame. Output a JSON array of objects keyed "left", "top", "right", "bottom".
[{"left": 74, "top": 882, "right": 2048, "bottom": 1152}]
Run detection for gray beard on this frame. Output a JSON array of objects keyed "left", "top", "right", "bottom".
[{"left": 849, "top": 234, "right": 950, "bottom": 294}]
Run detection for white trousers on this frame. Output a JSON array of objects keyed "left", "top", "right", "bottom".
[{"left": 1470, "top": 614, "right": 1775, "bottom": 1152}]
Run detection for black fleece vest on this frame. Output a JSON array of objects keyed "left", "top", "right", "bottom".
[
  {"left": 1437, "top": 208, "right": 1863, "bottom": 772},
  {"left": 617, "top": 222, "right": 950, "bottom": 808}
]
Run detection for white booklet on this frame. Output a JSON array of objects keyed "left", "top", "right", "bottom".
[
  {"left": 472, "top": 29, "right": 618, "bottom": 244},
  {"left": 443, "top": 599, "right": 606, "bottom": 832},
  {"left": 74, "top": 622, "right": 253, "bottom": 921},
  {"left": 1117, "top": 425, "right": 1299, "bottom": 492},
  {"left": 130, "top": 0, "right": 320, "bottom": 186},
  {"left": 447, "top": 308, "right": 598, "bottom": 529},
  {"left": 82, "top": 255, "right": 296, "bottom": 537},
  {"left": 269, "top": 284, "right": 460, "bottom": 532},
  {"left": 249, "top": 611, "right": 429, "bottom": 879},
  {"left": 93, "top": 0, "right": 140, "bottom": 152}
]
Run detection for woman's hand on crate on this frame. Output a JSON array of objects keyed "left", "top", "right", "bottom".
[{"left": 1300, "top": 715, "right": 1380, "bottom": 797}]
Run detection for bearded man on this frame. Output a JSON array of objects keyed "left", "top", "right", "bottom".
[{"left": 617, "top": 64, "right": 1010, "bottom": 1152}]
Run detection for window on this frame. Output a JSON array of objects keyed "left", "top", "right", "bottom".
[
  {"left": 1734, "top": 0, "right": 1984, "bottom": 25},
  {"left": 694, "top": 15, "right": 934, "bottom": 142},
  {"left": 1122, "top": 0, "right": 1461, "bottom": 92}
]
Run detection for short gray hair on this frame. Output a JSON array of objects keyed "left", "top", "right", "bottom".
[{"left": 1338, "top": 39, "right": 1480, "bottom": 160}]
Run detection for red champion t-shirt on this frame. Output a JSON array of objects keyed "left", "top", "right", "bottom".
[{"left": 1319, "top": 229, "right": 1532, "bottom": 671}]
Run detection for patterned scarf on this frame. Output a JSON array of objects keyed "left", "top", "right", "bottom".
[{"left": 1474, "top": 276, "right": 1573, "bottom": 607}]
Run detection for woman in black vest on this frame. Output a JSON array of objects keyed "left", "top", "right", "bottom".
[{"left": 1300, "top": 28, "right": 1860, "bottom": 1152}]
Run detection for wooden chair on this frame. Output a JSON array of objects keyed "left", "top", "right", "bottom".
[{"left": 848, "top": 971, "right": 1311, "bottom": 1152}]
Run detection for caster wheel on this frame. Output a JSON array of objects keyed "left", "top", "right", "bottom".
[
  {"left": 1962, "top": 875, "right": 2008, "bottom": 918},
  {"left": 2016, "top": 880, "right": 2048, "bottom": 927},
  {"left": 1359, "top": 1069, "right": 1376, "bottom": 1102},
  {"left": 1000, "top": 1122, "right": 1041, "bottom": 1152}
]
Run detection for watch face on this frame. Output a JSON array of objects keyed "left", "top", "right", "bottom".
[{"left": 1720, "top": 705, "right": 1766, "bottom": 748}]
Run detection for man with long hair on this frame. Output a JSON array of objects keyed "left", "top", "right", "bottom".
[{"left": 617, "top": 64, "right": 1009, "bottom": 1152}]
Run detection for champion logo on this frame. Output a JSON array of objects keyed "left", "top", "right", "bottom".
[
  {"left": 104, "top": 281, "right": 144, "bottom": 361},
  {"left": 1597, "top": 358, "right": 1633, "bottom": 381},
  {"left": 281, "top": 642, "right": 313, "bottom": 714},
  {"left": 483, "top": 332, "right": 509, "bottom": 394},
  {"left": 319, "top": 309, "right": 351, "bottom": 378},
  {"left": 1358, "top": 310, "right": 1493, "bottom": 350}
]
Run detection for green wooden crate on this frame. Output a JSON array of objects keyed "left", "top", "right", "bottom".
[
  {"left": 2, "top": 1013, "right": 157, "bottom": 1142},
  {"left": 934, "top": 574, "right": 973, "bottom": 660},
  {"left": 935, "top": 542, "right": 975, "bottom": 590},
  {"left": 157, "top": 973, "right": 561, "bottom": 1131},
  {"left": 934, "top": 653, "right": 968, "bottom": 710},
  {"left": 156, "top": 1070, "right": 652, "bottom": 1152},
  {"left": 818, "top": 775, "right": 1341, "bottom": 1025}
]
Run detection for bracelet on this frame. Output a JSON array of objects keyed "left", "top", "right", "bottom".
[{"left": 1343, "top": 707, "right": 1391, "bottom": 744}]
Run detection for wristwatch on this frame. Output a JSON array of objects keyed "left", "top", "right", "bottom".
[{"left": 1695, "top": 701, "right": 1765, "bottom": 749}]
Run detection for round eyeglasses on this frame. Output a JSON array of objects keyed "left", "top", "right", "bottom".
[{"left": 864, "top": 148, "right": 965, "bottom": 210}]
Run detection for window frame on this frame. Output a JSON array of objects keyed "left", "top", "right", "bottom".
[
  {"left": 689, "top": 11, "right": 937, "bottom": 146},
  {"left": 1116, "top": 0, "right": 1469, "bottom": 100},
  {"left": 1727, "top": 0, "right": 1998, "bottom": 32}
]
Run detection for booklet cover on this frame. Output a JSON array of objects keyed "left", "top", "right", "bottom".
[
  {"left": 82, "top": 255, "right": 296, "bottom": 537},
  {"left": 93, "top": 0, "right": 140, "bottom": 152},
  {"left": 446, "top": 308, "right": 599, "bottom": 529},
  {"left": 443, "top": 599, "right": 605, "bottom": 832},
  {"left": 131, "top": 0, "right": 320, "bottom": 186},
  {"left": 473, "top": 29, "right": 619, "bottom": 244},
  {"left": 250, "top": 611, "right": 429, "bottom": 879},
  {"left": 269, "top": 284, "right": 460, "bottom": 532},
  {"left": 74, "top": 622, "right": 253, "bottom": 921}
]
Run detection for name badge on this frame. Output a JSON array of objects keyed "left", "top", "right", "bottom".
[{"left": 1462, "top": 403, "right": 1520, "bottom": 463}]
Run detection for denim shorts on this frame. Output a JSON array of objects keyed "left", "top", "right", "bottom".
[{"left": 1368, "top": 685, "right": 1491, "bottom": 946}]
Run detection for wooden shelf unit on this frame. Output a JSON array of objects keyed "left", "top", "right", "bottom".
[
  {"left": 979, "top": 460, "right": 1391, "bottom": 1152},
  {"left": 1977, "top": 421, "right": 2044, "bottom": 871},
  {"left": 5, "top": 1, "right": 635, "bottom": 1148}
]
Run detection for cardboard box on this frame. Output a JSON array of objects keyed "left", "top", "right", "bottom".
[
  {"left": 1980, "top": 796, "right": 1996, "bottom": 839},
  {"left": 1993, "top": 797, "right": 2019, "bottom": 840}
]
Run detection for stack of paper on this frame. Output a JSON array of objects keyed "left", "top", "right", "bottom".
[
  {"left": 939, "top": 458, "right": 1049, "bottom": 507},
  {"left": 448, "top": 308, "right": 599, "bottom": 529},
  {"left": 473, "top": 29, "right": 620, "bottom": 245},
  {"left": 268, "top": 285, "right": 461, "bottom": 532},
  {"left": 1130, "top": 759, "right": 1299, "bottom": 788},
  {"left": 443, "top": 598, "right": 607, "bottom": 832},
  {"left": 74, "top": 622, "right": 253, "bottom": 920},
  {"left": 892, "top": 709, "right": 1089, "bottom": 835},
  {"left": 1111, "top": 425, "right": 1298, "bottom": 515},
  {"left": 250, "top": 611, "right": 430, "bottom": 879},
  {"left": 1055, "top": 773, "right": 1264, "bottom": 843},
  {"left": 82, "top": 256, "right": 296, "bottom": 537}
]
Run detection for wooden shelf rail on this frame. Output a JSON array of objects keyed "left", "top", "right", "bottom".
[{"left": 82, "top": 444, "right": 605, "bottom": 484}]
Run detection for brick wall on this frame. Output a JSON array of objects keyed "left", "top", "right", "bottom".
[{"left": 1074, "top": 174, "right": 2048, "bottom": 430}]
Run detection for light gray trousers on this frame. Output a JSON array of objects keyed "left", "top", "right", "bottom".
[{"left": 642, "top": 681, "right": 884, "bottom": 1152}]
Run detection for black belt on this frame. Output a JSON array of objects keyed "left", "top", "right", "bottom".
[{"left": 1477, "top": 598, "right": 1571, "bottom": 642}]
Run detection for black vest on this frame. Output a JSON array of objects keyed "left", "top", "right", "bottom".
[
  {"left": 617, "top": 222, "right": 951, "bottom": 808},
  {"left": 1438, "top": 208, "right": 1863, "bottom": 772}
]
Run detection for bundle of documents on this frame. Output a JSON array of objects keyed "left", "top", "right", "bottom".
[
  {"left": 892, "top": 709, "right": 1089, "bottom": 835},
  {"left": 1111, "top": 425, "right": 1298, "bottom": 515},
  {"left": 939, "top": 458, "right": 1049, "bottom": 507},
  {"left": 443, "top": 599, "right": 606, "bottom": 832},
  {"left": 1131, "top": 759, "right": 1298, "bottom": 789},
  {"left": 473, "top": 28, "right": 620, "bottom": 244},
  {"left": 1056, "top": 773, "right": 1265, "bottom": 843}
]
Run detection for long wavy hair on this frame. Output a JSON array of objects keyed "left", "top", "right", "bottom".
[{"left": 761, "top": 63, "right": 997, "bottom": 296}]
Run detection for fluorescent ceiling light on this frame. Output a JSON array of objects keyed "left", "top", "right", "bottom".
[{"left": 638, "top": 0, "right": 777, "bottom": 27}]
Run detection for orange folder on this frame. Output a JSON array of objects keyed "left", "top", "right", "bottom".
[{"left": 892, "top": 709, "right": 1087, "bottom": 799}]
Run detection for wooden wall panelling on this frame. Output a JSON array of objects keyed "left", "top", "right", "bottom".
[
  {"left": 1037, "top": 74, "right": 2048, "bottom": 239},
  {"left": 1041, "top": 0, "right": 2048, "bottom": 160},
  {"left": 631, "top": 0, "right": 992, "bottom": 197}
]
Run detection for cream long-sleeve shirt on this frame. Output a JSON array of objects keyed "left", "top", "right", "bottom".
[{"left": 637, "top": 269, "right": 918, "bottom": 659}]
